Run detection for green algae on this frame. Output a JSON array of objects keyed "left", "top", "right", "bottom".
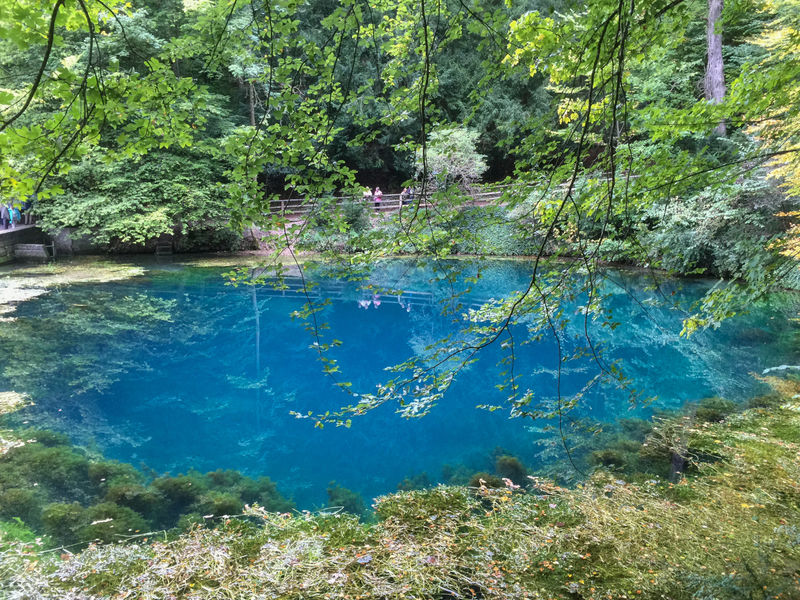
[
  {"left": 0, "top": 260, "right": 146, "bottom": 317},
  {"left": 0, "top": 392, "right": 29, "bottom": 455},
  {"left": 0, "top": 392, "right": 27, "bottom": 417}
]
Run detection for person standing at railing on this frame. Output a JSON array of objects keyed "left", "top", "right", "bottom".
[
  {"left": 21, "top": 193, "right": 35, "bottom": 225},
  {"left": 362, "top": 187, "right": 373, "bottom": 211},
  {"left": 373, "top": 187, "right": 383, "bottom": 210},
  {"left": 0, "top": 203, "right": 8, "bottom": 230}
]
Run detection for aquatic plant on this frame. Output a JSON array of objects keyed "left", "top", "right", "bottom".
[
  {"left": 0, "top": 392, "right": 30, "bottom": 456},
  {"left": 397, "top": 472, "right": 432, "bottom": 491},
  {"left": 326, "top": 482, "right": 367, "bottom": 518},
  {"left": 0, "top": 518, "right": 37, "bottom": 547},
  {"left": 103, "top": 483, "right": 162, "bottom": 520},
  {"left": 0, "top": 392, "right": 26, "bottom": 417},
  {"left": 467, "top": 472, "right": 504, "bottom": 489},
  {"left": 0, "top": 431, "right": 295, "bottom": 548},
  {"left": 440, "top": 462, "right": 474, "bottom": 486},
  {"left": 695, "top": 396, "right": 738, "bottom": 423},
  {"left": 81, "top": 502, "right": 150, "bottom": 544},
  {"left": 494, "top": 455, "right": 529, "bottom": 487},
  {"left": 589, "top": 448, "right": 628, "bottom": 469},
  {"left": 0, "top": 260, "right": 146, "bottom": 318},
  {"left": 40, "top": 503, "right": 85, "bottom": 546},
  {"left": 0, "top": 489, "right": 41, "bottom": 527},
  {"left": 194, "top": 491, "right": 243, "bottom": 518}
]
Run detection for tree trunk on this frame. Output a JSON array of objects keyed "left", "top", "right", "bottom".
[
  {"left": 705, "top": 0, "right": 726, "bottom": 136},
  {"left": 248, "top": 82, "right": 257, "bottom": 127}
]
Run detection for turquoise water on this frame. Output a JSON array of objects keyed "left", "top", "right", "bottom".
[{"left": 1, "top": 259, "right": 797, "bottom": 506}]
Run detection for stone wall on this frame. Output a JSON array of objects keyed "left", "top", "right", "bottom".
[{"left": 0, "top": 227, "right": 48, "bottom": 265}]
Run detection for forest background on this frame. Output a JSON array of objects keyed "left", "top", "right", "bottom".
[{"left": 0, "top": 0, "right": 797, "bottom": 286}]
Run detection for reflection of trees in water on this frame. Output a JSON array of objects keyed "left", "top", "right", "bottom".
[
  {"left": 295, "top": 263, "right": 796, "bottom": 422},
  {"left": 334, "top": 264, "right": 796, "bottom": 433},
  {"left": 1, "top": 284, "right": 232, "bottom": 440}
]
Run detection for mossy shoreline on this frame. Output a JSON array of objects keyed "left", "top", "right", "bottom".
[{"left": 2, "top": 379, "right": 799, "bottom": 599}]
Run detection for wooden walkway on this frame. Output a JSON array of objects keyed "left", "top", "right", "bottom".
[
  {"left": 263, "top": 177, "right": 630, "bottom": 216},
  {"left": 0, "top": 224, "right": 37, "bottom": 236},
  {"left": 267, "top": 188, "right": 512, "bottom": 215}
]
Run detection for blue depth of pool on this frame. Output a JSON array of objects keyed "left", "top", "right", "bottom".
[{"left": 1, "top": 259, "right": 797, "bottom": 507}]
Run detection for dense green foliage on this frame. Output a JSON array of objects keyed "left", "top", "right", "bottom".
[
  {"left": 0, "top": 0, "right": 797, "bottom": 296},
  {"left": 38, "top": 149, "right": 243, "bottom": 251},
  {"left": 415, "top": 126, "right": 488, "bottom": 189},
  {"left": 4, "top": 0, "right": 792, "bottom": 268},
  {"left": 0, "top": 429, "right": 294, "bottom": 547}
]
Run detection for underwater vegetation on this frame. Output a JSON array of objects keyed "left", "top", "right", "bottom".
[
  {"left": 2, "top": 378, "right": 799, "bottom": 599},
  {"left": 397, "top": 472, "right": 433, "bottom": 491},
  {"left": 326, "top": 482, "right": 368, "bottom": 519},
  {"left": 0, "top": 430, "right": 294, "bottom": 547}
]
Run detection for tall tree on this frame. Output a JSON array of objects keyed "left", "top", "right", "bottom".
[{"left": 705, "top": 0, "right": 726, "bottom": 135}]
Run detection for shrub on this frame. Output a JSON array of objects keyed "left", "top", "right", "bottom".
[
  {"left": 41, "top": 502, "right": 87, "bottom": 546},
  {"left": 450, "top": 206, "right": 539, "bottom": 256},
  {"left": 341, "top": 201, "right": 370, "bottom": 232},
  {"left": 326, "top": 482, "right": 367, "bottom": 518},
  {"left": 495, "top": 455, "right": 528, "bottom": 486},
  {"left": 80, "top": 502, "right": 149, "bottom": 544}
]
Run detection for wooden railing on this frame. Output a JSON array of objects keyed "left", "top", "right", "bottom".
[{"left": 267, "top": 188, "right": 510, "bottom": 215}]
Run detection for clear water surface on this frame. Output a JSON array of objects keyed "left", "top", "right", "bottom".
[{"left": 0, "top": 258, "right": 797, "bottom": 507}]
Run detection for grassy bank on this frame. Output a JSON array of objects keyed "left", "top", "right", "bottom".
[{"left": 2, "top": 378, "right": 799, "bottom": 599}]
